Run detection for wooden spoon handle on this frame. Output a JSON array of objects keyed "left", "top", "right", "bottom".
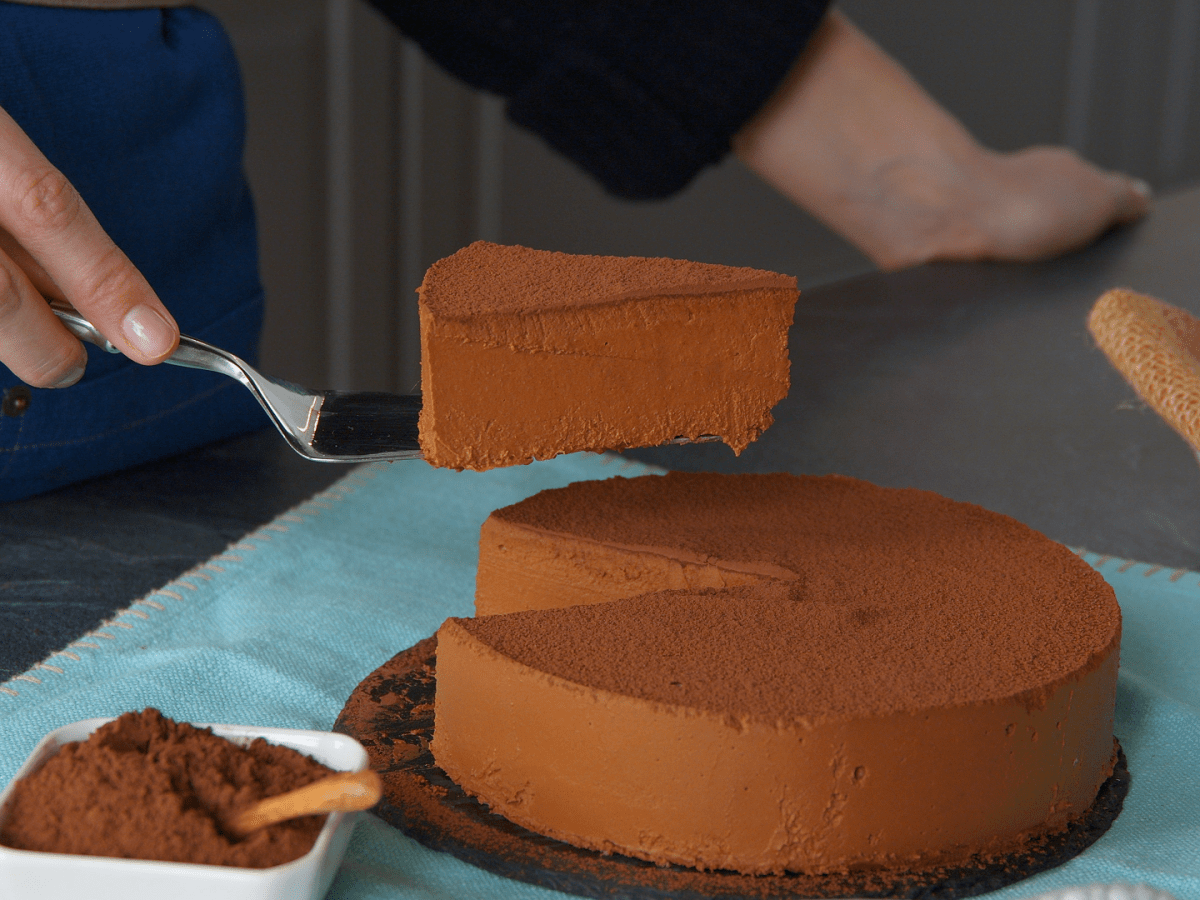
[{"left": 226, "top": 768, "right": 382, "bottom": 838}]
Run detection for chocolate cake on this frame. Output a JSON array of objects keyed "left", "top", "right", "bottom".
[
  {"left": 417, "top": 242, "right": 797, "bottom": 470},
  {"left": 435, "top": 472, "right": 1122, "bottom": 876}
]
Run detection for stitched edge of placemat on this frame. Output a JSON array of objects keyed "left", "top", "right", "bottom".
[
  {"left": 1069, "top": 548, "right": 1200, "bottom": 584},
  {"left": 0, "top": 461, "right": 391, "bottom": 702}
]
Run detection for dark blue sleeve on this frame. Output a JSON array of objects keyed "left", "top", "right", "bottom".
[{"left": 366, "top": 1, "right": 833, "bottom": 199}]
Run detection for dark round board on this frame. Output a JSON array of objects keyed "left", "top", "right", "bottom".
[{"left": 335, "top": 636, "right": 1128, "bottom": 900}]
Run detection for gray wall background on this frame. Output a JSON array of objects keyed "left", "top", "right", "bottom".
[{"left": 198, "top": 0, "right": 1200, "bottom": 393}]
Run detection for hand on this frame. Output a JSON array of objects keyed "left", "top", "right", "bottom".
[
  {"left": 733, "top": 10, "right": 1151, "bottom": 272},
  {"left": 959, "top": 145, "right": 1150, "bottom": 264},
  {"left": 0, "top": 104, "right": 177, "bottom": 388}
]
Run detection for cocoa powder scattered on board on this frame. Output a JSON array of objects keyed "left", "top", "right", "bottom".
[{"left": 0, "top": 708, "right": 333, "bottom": 867}]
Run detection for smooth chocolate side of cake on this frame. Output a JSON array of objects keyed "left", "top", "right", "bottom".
[
  {"left": 416, "top": 242, "right": 797, "bottom": 470},
  {"left": 432, "top": 592, "right": 1120, "bottom": 876}
]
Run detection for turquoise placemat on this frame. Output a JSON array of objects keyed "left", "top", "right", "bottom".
[{"left": 0, "top": 455, "right": 1196, "bottom": 900}]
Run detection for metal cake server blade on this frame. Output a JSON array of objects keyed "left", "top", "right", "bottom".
[
  {"left": 51, "top": 304, "right": 721, "bottom": 464},
  {"left": 52, "top": 304, "right": 422, "bottom": 462}
]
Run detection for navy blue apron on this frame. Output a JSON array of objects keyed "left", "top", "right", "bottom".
[{"left": 0, "top": 3, "right": 266, "bottom": 501}]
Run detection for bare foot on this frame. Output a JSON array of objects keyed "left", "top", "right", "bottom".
[{"left": 734, "top": 11, "right": 1151, "bottom": 271}]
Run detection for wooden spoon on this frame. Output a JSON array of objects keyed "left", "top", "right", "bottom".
[{"left": 224, "top": 768, "right": 383, "bottom": 839}]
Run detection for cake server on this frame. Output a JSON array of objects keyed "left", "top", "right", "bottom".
[
  {"left": 51, "top": 303, "right": 423, "bottom": 462},
  {"left": 51, "top": 304, "right": 721, "bottom": 464}
]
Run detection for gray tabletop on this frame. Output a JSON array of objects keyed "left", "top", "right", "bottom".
[
  {"left": 632, "top": 184, "right": 1200, "bottom": 572},
  {"left": 5, "top": 185, "right": 1200, "bottom": 683}
]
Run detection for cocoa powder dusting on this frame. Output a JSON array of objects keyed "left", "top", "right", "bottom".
[
  {"left": 480, "top": 472, "right": 1121, "bottom": 719},
  {"left": 419, "top": 241, "right": 796, "bottom": 317},
  {"left": 0, "top": 709, "right": 334, "bottom": 867}
]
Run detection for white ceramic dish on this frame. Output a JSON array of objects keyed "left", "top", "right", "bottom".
[{"left": 0, "top": 717, "right": 369, "bottom": 900}]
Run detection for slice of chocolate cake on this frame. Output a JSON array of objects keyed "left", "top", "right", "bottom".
[{"left": 417, "top": 242, "right": 797, "bottom": 470}]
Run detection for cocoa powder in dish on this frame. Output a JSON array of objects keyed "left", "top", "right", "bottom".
[{"left": 0, "top": 708, "right": 333, "bottom": 867}]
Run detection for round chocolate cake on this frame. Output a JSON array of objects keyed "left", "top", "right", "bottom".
[{"left": 436, "top": 472, "right": 1122, "bottom": 876}]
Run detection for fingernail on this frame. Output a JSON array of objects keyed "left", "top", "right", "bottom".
[
  {"left": 1131, "top": 178, "right": 1153, "bottom": 200},
  {"left": 122, "top": 304, "right": 176, "bottom": 359},
  {"left": 50, "top": 361, "right": 86, "bottom": 389}
]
